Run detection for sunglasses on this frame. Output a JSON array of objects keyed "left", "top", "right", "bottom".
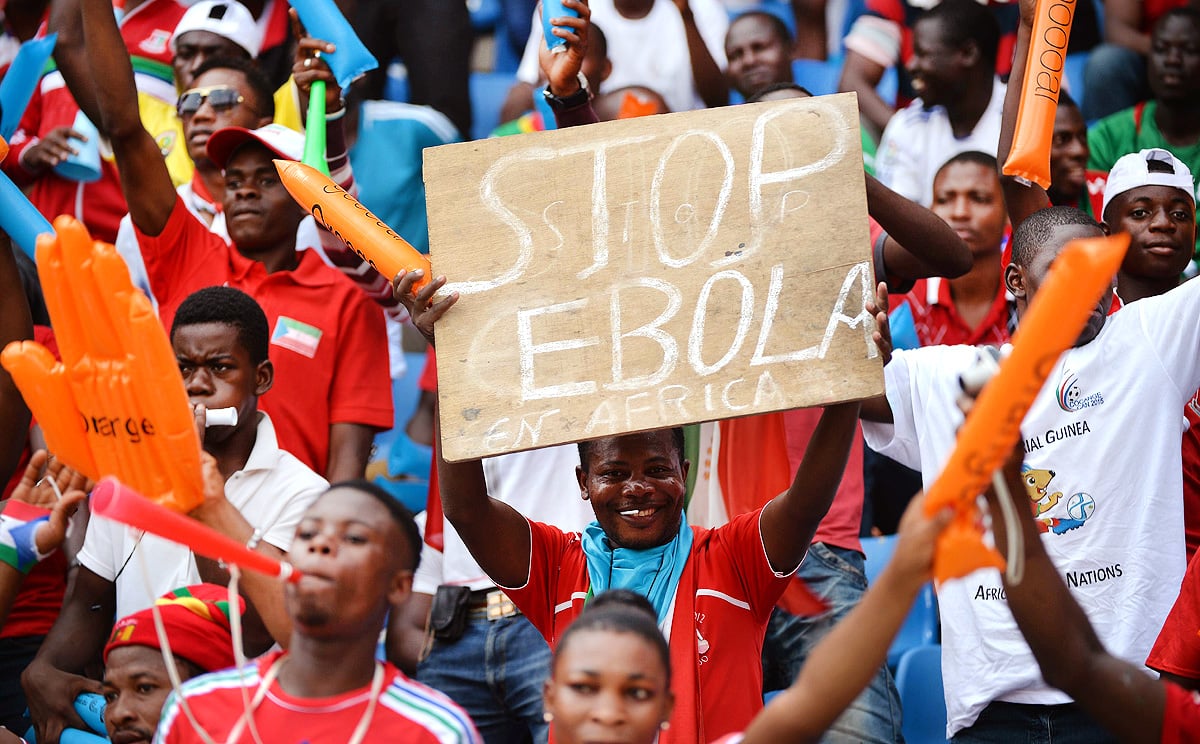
[{"left": 177, "top": 86, "right": 251, "bottom": 116}]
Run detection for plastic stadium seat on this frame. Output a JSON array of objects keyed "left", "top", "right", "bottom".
[
  {"left": 792, "top": 58, "right": 842, "bottom": 97},
  {"left": 470, "top": 71, "right": 517, "bottom": 140},
  {"left": 895, "top": 644, "right": 948, "bottom": 744},
  {"left": 467, "top": 0, "right": 502, "bottom": 31},
  {"left": 888, "top": 583, "right": 938, "bottom": 669},
  {"left": 1063, "top": 51, "right": 1090, "bottom": 111},
  {"left": 861, "top": 534, "right": 898, "bottom": 584}
]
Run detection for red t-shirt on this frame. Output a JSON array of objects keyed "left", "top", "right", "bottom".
[
  {"left": 135, "top": 197, "right": 394, "bottom": 474},
  {"left": 1163, "top": 682, "right": 1200, "bottom": 744},
  {"left": 1181, "top": 390, "right": 1200, "bottom": 562},
  {"left": 1147, "top": 547, "right": 1200, "bottom": 679},
  {"left": 784, "top": 410, "right": 864, "bottom": 554},
  {"left": 899, "top": 276, "right": 1011, "bottom": 348},
  {"left": 156, "top": 650, "right": 480, "bottom": 743},
  {"left": 505, "top": 508, "right": 791, "bottom": 743}
]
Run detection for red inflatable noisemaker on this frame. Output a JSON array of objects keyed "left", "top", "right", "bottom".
[{"left": 91, "top": 477, "right": 302, "bottom": 583}]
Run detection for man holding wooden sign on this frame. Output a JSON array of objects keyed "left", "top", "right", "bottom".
[{"left": 398, "top": 88, "right": 885, "bottom": 742}]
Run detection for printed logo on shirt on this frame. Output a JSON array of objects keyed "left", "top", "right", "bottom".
[
  {"left": 139, "top": 29, "right": 172, "bottom": 55},
  {"left": 1056, "top": 370, "right": 1104, "bottom": 412},
  {"left": 1019, "top": 463, "right": 1094, "bottom": 535},
  {"left": 271, "top": 316, "right": 323, "bottom": 358},
  {"left": 156, "top": 129, "right": 177, "bottom": 157}
]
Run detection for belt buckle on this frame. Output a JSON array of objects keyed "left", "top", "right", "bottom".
[{"left": 485, "top": 590, "right": 517, "bottom": 620}]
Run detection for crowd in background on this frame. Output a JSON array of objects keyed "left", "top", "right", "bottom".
[{"left": 0, "top": 0, "right": 1199, "bottom": 742}]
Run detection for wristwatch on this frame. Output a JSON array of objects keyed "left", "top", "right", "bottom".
[{"left": 542, "top": 72, "right": 591, "bottom": 111}]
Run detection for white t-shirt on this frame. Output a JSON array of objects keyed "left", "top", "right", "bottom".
[
  {"left": 515, "top": 0, "right": 729, "bottom": 114},
  {"left": 413, "top": 444, "right": 594, "bottom": 593},
  {"left": 874, "top": 77, "right": 1006, "bottom": 205},
  {"left": 863, "top": 278, "right": 1200, "bottom": 736},
  {"left": 78, "top": 412, "right": 328, "bottom": 619}
]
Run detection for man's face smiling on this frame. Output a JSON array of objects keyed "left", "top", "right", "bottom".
[{"left": 576, "top": 431, "right": 689, "bottom": 550}]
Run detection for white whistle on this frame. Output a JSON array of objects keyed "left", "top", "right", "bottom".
[{"left": 205, "top": 407, "right": 238, "bottom": 428}]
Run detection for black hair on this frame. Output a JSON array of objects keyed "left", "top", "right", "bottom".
[
  {"left": 919, "top": 0, "right": 1001, "bottom": 69},
  {"left": 936, "top": 150, "right": 1000, "bottom": 179},
  {"left": 1155, "top": 6, "right": 1200, "bottom": 37},
  {"left": 171, "top": 286, "right": 270, "bottom": 365},
  {"left": 555, "top": 592, "right": 671, "bottom": 683},
  {"left": 577, "top": 427, "right": 687, "bottom": 473},
  {"left": 731, "top": 10, "right": 793, "bottom": 45},
  {"left": 191, "top": 55, "right": 276, "bottom": 119},
  {"left": 1010, "top": 206, "right": 1100, "bottom": 268},
  {"left": 1057, "top": 90, "right": 1078, "bottom": 110},
  {"left": 745, "top": 82, "right": 813, "bottom": 103},
  {"left": 326, "top": 479, "right": 423, "bottom": 572},
  {"left": 589, "top": 22, "right": 608, "bottom": 62}
]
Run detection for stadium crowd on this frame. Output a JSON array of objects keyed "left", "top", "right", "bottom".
[{"left": 0, "top": 0, "right": 1199, "bottom": 741}]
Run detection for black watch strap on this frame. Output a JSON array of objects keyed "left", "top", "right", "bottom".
[{"left": 543, "top": 72, "right": 590, "bottom": 111}]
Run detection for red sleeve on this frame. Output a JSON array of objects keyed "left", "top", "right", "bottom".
[
  {"left": 501, "top": 519, "right": 580, "bottom": 641},
  {"left": 133, "top": 195, "right": 220, "bottom": 309},
  {"left": 865, "top": 0, "right": 905, "bottom": 24},
  {"left": 419, "top": 346, "right": 437, "bottom": 392},
  {"left": 4, "top": 85, "right": 45, "bottom": 187},
  {"left": 708, "top": 508, "right": 792, "bottom": 624},
  {"left": 1148, "top": 549, "right": 1200, "bottom": 679},
  {"left": 1162, "top": 682, "right": 1200, "bottom": 744},
  {"left": 328, "top": 293, "right": 394, "bottom": 429}
]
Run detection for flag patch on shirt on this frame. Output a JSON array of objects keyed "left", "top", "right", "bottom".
[{"left": 271, "top": 316, "right": 323, "bottom": 358}]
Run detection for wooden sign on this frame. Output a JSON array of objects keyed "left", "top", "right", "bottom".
[{"left": 424, "top": 92, "right": 881, "bottom": 462}]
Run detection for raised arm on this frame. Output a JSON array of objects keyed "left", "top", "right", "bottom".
[
  {"left": 868, "top": 173, "right": 972, "bottom": 286},
  {"left": 759, "top": 401, "right": 860, "bottom": 573},
  {"left": 0, "top": 235, "right": 32, "bottom": 480},
  {"left": 394, "top": 269, "right": 533, "bottom": 588},
  {"left": 1103, "top": 0, "right": 1151, "bottom": 56},
  {"left": 986, "top": 448, "right": 1165, "bottom": 744},
  {"left": 741, "top": 493, "right": 951, "bottom": 743},
  {"left": 673, "top": 0, "right": 728, "bottom": 108},
  {"left": 838, "top": 51, "right": 894, "bottom": 136},
  {"left": 997, "top": 0, "right": 1052, "bottom": 231},
  {"left": 74, "top": 0, "right": 177, "bottom": 235},
  {"left": 47, "top": 0, "right": 103, "bottom": 132}
]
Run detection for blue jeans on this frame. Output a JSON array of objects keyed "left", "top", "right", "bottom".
[
  {"left": 763, "top": 543, "right": 904, "bottom": 744},
  {"left": 417, "top": 612, "right": 551, "bottom": 744},
  {"left": 951, "top": 701, "right": 1119, "bottom": 743}
]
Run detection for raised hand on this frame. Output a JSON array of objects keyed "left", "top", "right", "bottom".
[
  {"left": 538, "top": 0, "right": 592, "bottom": 97},
  {"left": 392, "top": 269, "right": 458, "bottom": 348},
  {"left": 0, "top": 218, "right": 205, "bottom": 512}
]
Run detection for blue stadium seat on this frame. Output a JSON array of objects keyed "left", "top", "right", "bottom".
[
  {"left": 1063, "top": 51, "right": 1090, "bottom": 111},
  {"left": 888, "top": 583, "right": 938, "bottom": 669},
  {"left": 895, "top": 644, "right": 948, "bottom": 744},
  {"left": 791, "top": 58, "right": 841, "bottom": 97},
  {"left": 468, "top": 0, "right": 503, "bottom": 31},
  {"left": 861, "top": 534, "right": 898, "bottom": 584},
  {"left": 470, "top": 71, "right": 518, "bottom": 140}
]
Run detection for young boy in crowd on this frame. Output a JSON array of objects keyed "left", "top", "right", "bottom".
[
  {"left": 156, "top": 482, "right": 481, "bottom": 743},
  {"left": 891, "top": 151, "right": 1012, "bottom": 348},
  {"left": 60, "top": 0, "right": 393, "bottom": 480},
  {"left": 22, "top": 287, "right": 327, "bottom": 744},
  {"left": 856, "top": 0, "right": 1200, "bottom": 734}
]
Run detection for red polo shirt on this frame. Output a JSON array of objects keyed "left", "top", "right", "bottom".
[
  {"left": 899, "top": 276, "right": 1011, "bottom": 348},
  {"left": 135, "top": 196, "right": 393, "bottom": 474}
]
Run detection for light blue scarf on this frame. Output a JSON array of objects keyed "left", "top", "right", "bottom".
[{"left": 581, "top": 518, "right": 694, "bottom": 627}]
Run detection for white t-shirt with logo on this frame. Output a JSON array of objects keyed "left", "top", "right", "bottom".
[
  {"left": 516, "top": 0, "right": 729, "bottom": 114},
  {"left": 863, "top": 277, "right": 1200, "bottom": 736}
]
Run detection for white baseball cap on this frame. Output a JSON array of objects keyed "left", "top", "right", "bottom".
[
  {"left": 172, "top": 0, "right": 262, "bottom": 59},
  {"left": 206, "top": 123, "right": 304, "bottom": 170},
  {"left": 1101, "top": 148, "right": 1196, "bottom": 220}
]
